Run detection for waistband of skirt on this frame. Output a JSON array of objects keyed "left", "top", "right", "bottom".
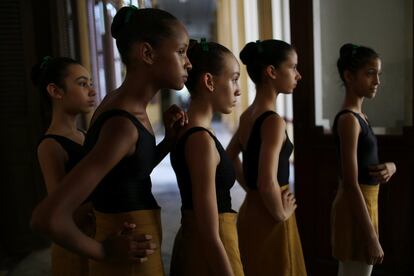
[{"left": 94, "top": 208, "right": 160, "bottom": 228}]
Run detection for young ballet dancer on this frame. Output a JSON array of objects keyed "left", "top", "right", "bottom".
[
  {"left": 31, "top": 6, "right": 192, "bottom": 275},
  {"left": 331, "top": 43, "right": 396, "bottom": 276},
  {"left": 226, "top": 39, "right": 307, "bottom": 276},
  {"left": 32, "top": 56, "right": 96, "bottom": 275},
  {"left": 169, "top": 39, "right": 244, "bottom": 276}
]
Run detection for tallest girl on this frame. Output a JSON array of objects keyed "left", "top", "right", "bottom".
[
  {"left": 332, "top": 44, "right": 396, "bottom": 276},
  {"left": 32, "top": 6, "right": 192, "bottom": 276}
]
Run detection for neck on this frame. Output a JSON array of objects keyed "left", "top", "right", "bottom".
[
  {"left": 48, "top": 106, "right": 79, "bottom": 134},
  {"left": 343, "top": 87, "right": 364, "bottom": 113},
  {"left": 252, "top": 82, "right": 278, "bottom": 111},
  {"left": 187, "top": 95, "right": 214, "bottom": 128},
  {"left": 115, "top": 69, "right": 160, "bottom": 112}
]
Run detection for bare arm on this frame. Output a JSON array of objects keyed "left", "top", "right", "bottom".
[
  {"left": 186, "top": 132, "right": 234, "bottom": 276},
  {"left": 226, "top": 128, "right": 247, "bottom": 191},
  {"left": 257, "top": 115, "right": 296, "bottom": 222},
  {"left": 31, "top": 117, "right": 150, "bottom": 261},
  {"left": 337, "top": 113, "right": 383, "bottom": 264},
  {"left": 37, "top": 139, "right": 68, "bottom": 193}
]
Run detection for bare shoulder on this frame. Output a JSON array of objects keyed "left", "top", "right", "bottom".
[
  {"left": 336, "top": 112, "right": 360, "bottom": 135},
  {"left": 185, "top": 130, "right": 215, "bottom": 154},
  {"left": 37, "top": 138, "right": 67, "bottom": 161},
  {"left": 98, "top": 115, "right": 139, "bottom": 144},
  {"left": 262, "top": 113, "right": 286, "bottom": 133}
]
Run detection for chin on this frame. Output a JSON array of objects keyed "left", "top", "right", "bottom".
[
  {"left": 172, "top": 83, "right": 185, "bottom": 91},
  {"left": 223, "top": 107, "right": 233, "bottom": 114}
]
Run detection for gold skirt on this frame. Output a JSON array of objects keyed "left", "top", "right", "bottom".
[
  {"left": 51, "top": 202, "right": 95, "bottom": 276},
  {"left": 331, "top": 184, "right": 379, "bottom": 263},
  {"left": 89, "top": 209, "right": 164, "bottom": 276},
  {"left": 237, "top": 186, "right": 307, "bottom": 276},
  {"left": 170, "top": 211, "right": 244, "bottom": 276}
]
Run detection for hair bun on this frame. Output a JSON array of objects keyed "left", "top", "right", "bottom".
[
  {"left": 111, "top": 6, "right": 132, "bottom": 39},
  {"left": 339, "top": 43, "right": 356, "bottom": 59},
  {"left": 239, "top": 42, "right": 259, "bottom": 65}
]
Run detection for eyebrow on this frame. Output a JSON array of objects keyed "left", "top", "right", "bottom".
[{"left": 75, "top": 76, "right": 92, "bottom": 81}]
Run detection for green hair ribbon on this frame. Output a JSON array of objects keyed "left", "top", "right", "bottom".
[
  {"left": 40, "top": 56, "right": 52, "bottom": 69},
  {"left": 351, "top": 44, "right": 360, "bottom": 56},
  {"left": 200, "top": 38, "right": 209, "bottom": 52}
]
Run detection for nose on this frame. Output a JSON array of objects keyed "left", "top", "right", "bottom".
[
  {"left": 185, "top": 56, "right": 192, "bottom": 71},
  {"left": 374, "top": 74, "right": 380, "bottom": 85},
  {"left": 89, "top": 86, "right": 97, "bottom": 98},
  {"left": 296, "top": 70, "right": 302, "bottom": 81},
  {"left": 235, "top": 88, "right": 241, "bottom": 97}
]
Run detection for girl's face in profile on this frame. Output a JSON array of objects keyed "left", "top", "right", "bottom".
[
  {"left": 273, "top": 50, "right": 302, "bottom": 94},
  {"left": 348, "top": 58, "right": 382, "bottom": 99},
  {"left": 57, "top": 64, "right": 96, "bottom": 114},
  {"left": 152, "top": 22, "right": 192, "bottom": 91},
  {"left": 211, "top": 54, "right": 241, "bottom": 114}
]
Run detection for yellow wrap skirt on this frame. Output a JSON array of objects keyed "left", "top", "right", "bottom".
[
  {"left": 331, "top": 184, "right": 379, "bottom": 263},
  {"left": 89, "top": 209, "right": 164, "bottom": 276},
  {"left": 170, "top": 210, "right": 244, "bottom": 276},
  {"left": 237, "top": 185, "right": 307, "bottom": 276}
]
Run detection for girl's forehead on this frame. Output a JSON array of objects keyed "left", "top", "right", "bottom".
[{"left": 362, "top": 58, "right": 381, "bottom": 69}]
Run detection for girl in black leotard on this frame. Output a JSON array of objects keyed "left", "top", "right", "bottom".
[
  {"left": 226, "top": 40, "right": 306, "bottom": 276},
  {"left": 31, "top": 7, "right": 191, "bottom": 276},
  {"left": 332, "top": 44, "right": 396, "bottom": 276},
  {"left": 32, "top": 57, "right": 96, "bottom": 276},
  {"left": 169, "top": 40, "right": 243, "bottom": 276}
]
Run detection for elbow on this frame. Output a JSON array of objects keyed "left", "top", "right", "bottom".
[
  {"left": 30, "top": 206, "right": 48, "bottom": 233},
  {"left": 30, "top": 204, "right": 57, "bottom": 235}
]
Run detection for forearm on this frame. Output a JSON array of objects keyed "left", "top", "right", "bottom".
[
  {"left": 154, "top": 138, "right": 173, "bottom": 166},
  {"left": 258, "top": 182, "right": 289, "bottom": 222},
  {"left": 342, "top": 181, "right": 378, "bottom": 241},
  {"left": 53, "top": 221, "right": 105, "bottom": 260},
  {"left": 32, "top": 207, "right": 105, "bottom": 260},
  {"left": 232, "top": 157, "right": 248, "bottom": 191},
  {"left": 200, "top": 236, "right": 235, "bottom": 276}
]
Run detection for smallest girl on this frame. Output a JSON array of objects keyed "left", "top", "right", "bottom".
[
  {"left": 32, "top": 56, "right": 97, "bottom": 275},
  {"left": 332, "top": 43, "right": 396, "bottom": 276}
]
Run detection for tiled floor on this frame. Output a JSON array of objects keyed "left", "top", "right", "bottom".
[{"left": 5, "top": 123, "right": 246, "bottom": 276}]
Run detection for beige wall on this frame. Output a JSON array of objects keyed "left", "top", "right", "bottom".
[{"left": 216, "top": 0, "right": 274, "bottom": 131}]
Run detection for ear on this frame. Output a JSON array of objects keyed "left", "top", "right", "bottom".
[
  {"left": 46, "top": 83, "right": 64, "bottom": 100},
  {"left": 203, "top": 73, "right": 215, "bottom": 92},
  {"left": 138, "top": 42, "right": 154, "bottom": 64},
  {"left": 264, "top": 65, "right": 277, "bottom": 80},
  {"left": 343, "top": 70, "right": 354, "bottom": 85}
]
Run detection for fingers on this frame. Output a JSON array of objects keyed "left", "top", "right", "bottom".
[
  {"left": 165, "top": 110, "right": 186, "bottom": 127},
  {"left": 369, "top": 164, "right": 386, "bottom": 172},
  {"left": 129, "top": 256, "right": 148, "bottom": 263},
  {"left": 131, "top": 234, "right": 153, "bottom": 242},
  {"left": 117, "top": 222, "right": 136, "bottom": 236},
  {"left": 128, "top": 248, "right": 155, "bottom": 258},
  {"left": 130, "top": 240, "right": 157, "bottom": 250},
  {"left": 183, "top": 111, "right": 189, "bottom": 124}
]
